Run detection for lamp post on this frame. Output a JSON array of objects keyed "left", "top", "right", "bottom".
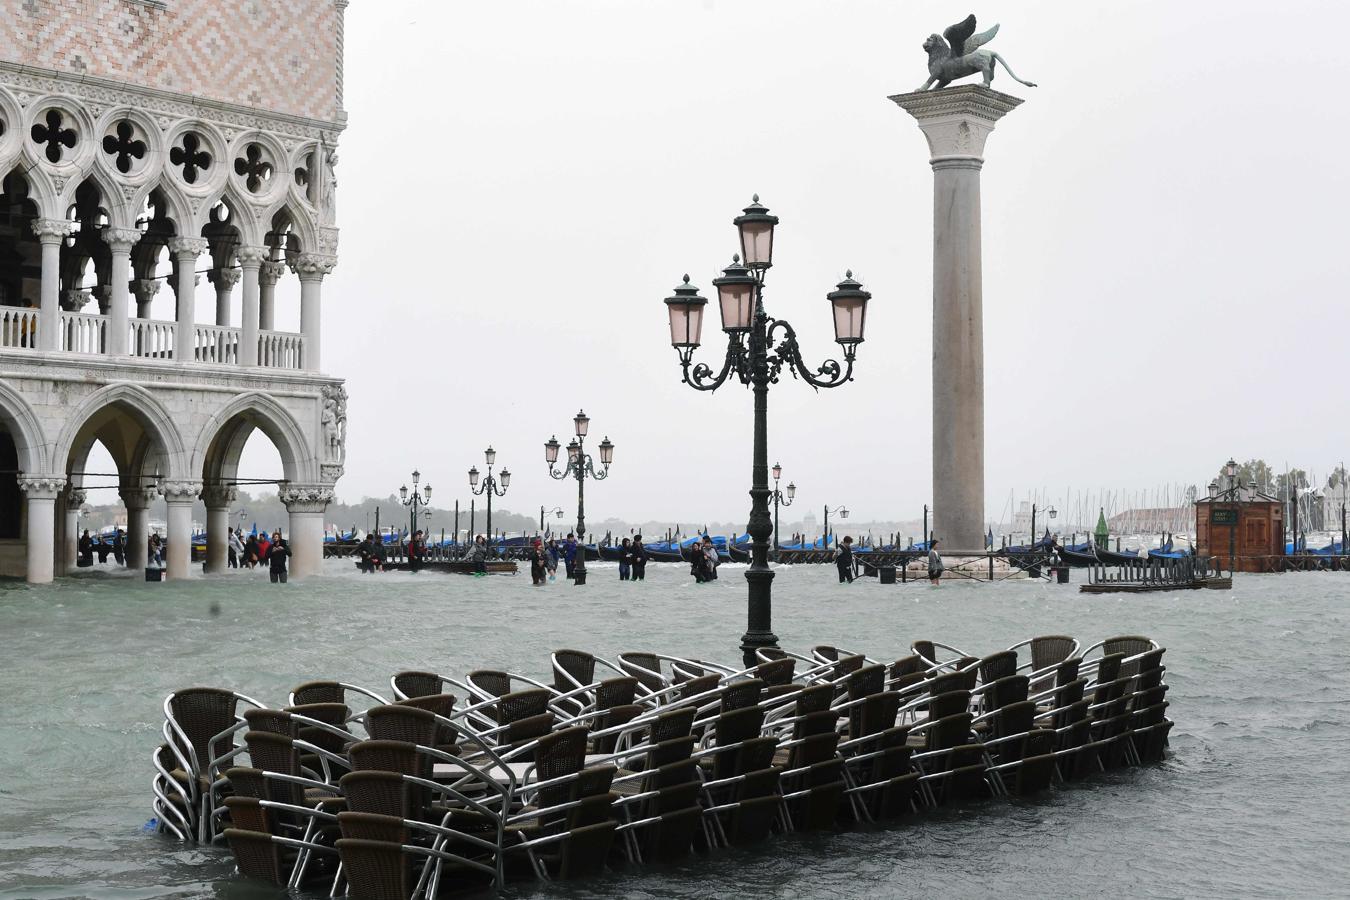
[
  {"left": 545, "top": 411, "right": 613, "bottom": 585},
  {"left": 469, "top": 446, "right": 510, "bottom": 555},
  {"left": 540, "top": 505, "right": 564, "bottom": 534},
  {"left": 823, "top": 504, "right": 848, "bottom": 546},
  {"left": 664, "top": 196, "right": 871, "bottom": 666},
  {"left": 398, "top": 471, "right": 432, "bottom": 543},
  {"left": 770, "top": 463, "right": 795, "bottom": 552}
]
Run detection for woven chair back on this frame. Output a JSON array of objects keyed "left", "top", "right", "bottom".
[
  {"left": 392, "top": 671, "right": 444, "bottom": 700},
  {"left": 978, "top": 651, "right": 1018, "bottom": 685},
  {"left": 290, "top": 681, "right": 344, "bottom": 706},
  {"left": 719, "top": 678, "right": 765, "bottom": 713},
  {"left": 1031, "top": 635, "right": 1077, "bottom": 671},
  {"left": 169, "top": 688, "right": 239, "bottom": 775},
  {"left": 553, "top": 649, "right": 597, "bottom": 692},
  {"left": 595, "top": 677, "right": 638, "bottom": 711}
]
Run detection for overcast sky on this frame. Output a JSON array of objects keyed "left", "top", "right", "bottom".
[{"left": 233, "top": 0, "right": 1350, "bottom": 526}]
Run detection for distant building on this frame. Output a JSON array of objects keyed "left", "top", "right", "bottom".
[{"left": 1106, "top": 507, "right": 1190, "bottom": 535}]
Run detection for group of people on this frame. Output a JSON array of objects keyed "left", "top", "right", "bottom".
[
  {"left": 525, "top": 534, "right": 652, "bottom": 585},
  {"left": 226, "top": 527, "right": 292, "bottom": 582},
  {"left": 689, "top": 535, "right": 719, "bottom": 583},
  {"left": 76, "top": 528, "right": 125, "bottom": 567},
  {"left": 355, "top": 531, "right": 390, "bottom": 573}
]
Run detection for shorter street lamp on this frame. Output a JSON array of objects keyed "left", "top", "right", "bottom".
[
  {"left": 823, "top": 504, "right": 848, "bottom": 546},
  {"left": 770, "top": 462, "right": 796, "bottom": 552},
  {"left": 545, "top": 410, "right": 613, "bottom": 585},
  {"left": 540, "top": 506, "right": 564, "bottom": 533},
  {"left": 399, "top": 471, "right": 432, "bottom": 540},
  {"left": 469, "top": 446, "right": 510, "bottom": 553}
]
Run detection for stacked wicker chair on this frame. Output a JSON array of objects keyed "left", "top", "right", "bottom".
[{"left": 152, "top": 635, "right": 1173, "bottom": 898}]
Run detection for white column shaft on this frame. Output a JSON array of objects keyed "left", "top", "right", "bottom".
[
  {"left": 214, "top": 285, "right": 231, "bottom": 328},
  {"left": 205, "top": 505, "right": 229, "bottom": 573},
  {"left": 173, "top": 251, "right": 198, "bottom": 362},
  {"left": 25, "top": 496, "right": 56, "bottom": 583},
  {"left": 108, "top": 247, "right": 132, "bottom": 355},
  {"left": 38, "top": 237, "right": 61, "bottom": 352},
  {"left": 126, "top": 505, "right": 149, "bottom": 570},
  {"left": 239, "top": 254, "right": 263, "bottom": 367},
  {"left": 299, "top": 276, "right": 322, "bottom": 372},
  {"left": 287, "top": 510, "right": 325, "bottom": 577},
  {"left": 165, "top": 500, "right": 194, "bottom": 579},
  {"left": 62, "top": 503, "right": 79, "bottom": 576}
]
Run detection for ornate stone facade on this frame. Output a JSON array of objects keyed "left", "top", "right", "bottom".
[{"left": 0, "top": 0, "right": 349, "bottom": 583}]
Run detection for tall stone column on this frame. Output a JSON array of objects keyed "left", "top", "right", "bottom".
[
  {"left": 104, "top": 228, "right": 141, "bottom": 355},
  {"left": 169, "top": 238, "right": 208, "bottom": 363},
  {"left": 159, "top": 480, "right": 201, "bottom": 580},
  {"left": 202, "top": 483, "right": 237, "bottom": 573},
  {"left": 258, "top": 259, "right": 284, "bottom": 332},
  {"left": 292, "top": 254, "right": 335, "bottom": 372},
  {"left": 18, "top": 475, "right": 65, "bottom": 584},
  {"left": 33, "top": 219, "right": 76, "bottom": 352},
  {"left": 61, "top": 488, "right": 86, "bottom": 576},
  {"left": 238, "top": 247, "right": 267, "bottom": 366},
  {"left": 891, "top": 85, "right": 1022, "bottom": 550},
  {"left": 280, "top": 483, "right": 334, "bottom": 578},
  {"left": 121, "top": 486, "right": 156, "bottom": 571},
  {"left": 208, "top": 267, "right": 240, "bottom": 328}
]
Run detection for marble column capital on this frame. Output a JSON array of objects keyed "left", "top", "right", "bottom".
[
  {"left": 208, "top": 268, "right": 242, "bottom": 290},
  {"left": 201, "top": 484, "right": 239, "bottom": 508},
  {"left": 18, "top": 474, "right": 67, "bottom": 499},
  {"left": 120, "top": 487, "right": 159, "bottom": 510},
  {"left": 889, "top": 85, "right": 1022, "bottom": 163},
  {"left": 103, "top": 227, "right": 143, "bottom": 253},
  {"left": 60, "top": 288, "right": 91, "bottom": 312},
  {"left": 32, "top": 218, "right": 77, "bottom": 244},
  {"left": 168, "top": 237, "right": 209, "bottom": 259},
  {"left": 259, "top": 260, "right": 287, "bottom": 285},
  {"left": 236, "top": 245, "right": 269, "bottom": 269},
  {"left": 279, "top": 483, "right": 335, "bottom": 513},
  {"left": 66, "top": 488, "right": 87, "bottom": 509},
  {"left": 158, "top": 480, "right": 202, "bottom": 504},
  {"left": 291, "top": 253, "right": 336, "bottom": 283},
  {"left": 133, "top": 278, "right": 162, "bottom": 299}
]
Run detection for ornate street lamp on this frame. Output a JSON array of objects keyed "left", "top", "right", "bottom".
[
  {"left": 469, "top": 446, "right": 509, "bottom": 552},
  {"left": 399, "top": 470, "right": 433, "bottom": 543},
  {"left": 770, "top": 462, "right": 796, "bottom": 552},
  {"left": 540, "top": 505, "right": 564, "bottom": 533},
  {"left": 545, "top": 411, "right": 613, "bottom": 585},
  {"left": 665, "top": 196, "right": 871, "bottom": 665}
]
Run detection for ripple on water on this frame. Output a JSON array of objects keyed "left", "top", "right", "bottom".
[{"left": 3, "top": 563, "right": 1350, "bottom": 897}]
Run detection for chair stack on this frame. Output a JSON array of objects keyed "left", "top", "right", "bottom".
[{"left": 150, "top": 633, "right": 1172, "bottom": 898}]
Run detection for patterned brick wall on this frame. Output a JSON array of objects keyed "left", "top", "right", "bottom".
[{"left": 0, "top": 0, "right": 342, "bottom": 123}]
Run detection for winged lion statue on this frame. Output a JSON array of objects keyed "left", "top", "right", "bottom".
[{"left": 916, "top": 14, "right": 1037, "bottom": 92}]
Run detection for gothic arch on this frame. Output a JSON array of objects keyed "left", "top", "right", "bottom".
[
  {"left": 0, "top": 380, "right": 49, "bottom": 473},
  {"left": 55, "top": 383, "right": 188, "bottom": 483},
  {"left": 193, "top": 392, "right": 315, "bottom": 485},
  {"left": 263, "top": 198, "right": 317, "bottom": 254}
]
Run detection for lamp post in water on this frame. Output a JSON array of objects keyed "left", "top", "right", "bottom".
[
  {"left": 469, "top": 447, "right": 510, "bottom": 554},
  {"left": 770, "top": 463, "right": 795, "bottom": 552},
  {"left": 398, "top": 472, "right": 432, "bottom": 542},
  {"left": 544, "top": 411, "right": 613, "bottom": 585},
  {"left": 663, "top": 196, "right": 872, "bottom": 666},
  {"left": 540, "top": 506, "right": 564, "bottom": 534},
  {"left": 823, "top": 504, "right": 849, "bottom": 546}
]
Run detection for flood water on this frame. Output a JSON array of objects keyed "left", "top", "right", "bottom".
[{"left": 1, "top": 561, "right": 1347, "bottom": 898}]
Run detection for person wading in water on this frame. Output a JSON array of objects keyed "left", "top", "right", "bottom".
[
  {"left": 928, "top": 539, "right": 944, "bottom": 585},
  {"left": 836, "top": 535, "right": 855, "bottom": 583}
]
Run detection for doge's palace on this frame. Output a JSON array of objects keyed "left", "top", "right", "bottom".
[{"left": 0, "top": 0, "right": 350, "bottom": 582}]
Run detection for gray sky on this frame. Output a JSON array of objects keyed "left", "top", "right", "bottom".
[{"left": 233, "top": 0, "right": 1350, "bottom": 525}]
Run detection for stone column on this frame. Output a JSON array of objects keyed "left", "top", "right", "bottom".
[
  {"left": 104, "top": 228, "right": 141, "bottom": 355},
  {"left": 133, "top": 278, "right": 160, "bottom": 320},
  {"left": 891, "top": 85, "right": 1022, "bottom": 550},
  {"left": 159, "top": 480, "right": 201, "bottom": 580},
  {"left": 292, "top": 254, "right": 335, "bottom": 373},
  {"left": 258, "top": 259, "right": 284, "bottom": 332},
  {"left": 238, "top": 247, "right": 267, "bottom": 366},
  {"left": 169, "top": 238, "right": 208, "bottom": 363},
  {"left": 280, "top": 483, "right": 334, "bottom": 578},
  {"left": 202, "top": 483, "right": 237, "bottom": 573},
  {"left": 208, "top": 267, "right": 240, "bottom": 328},
  {"left": 61, "top": 488, "right": 86, "bottom": 576},
  {"left": 120, "top": 486, "right": 156, "bottom": 571},
  {"left": 32, "top": 219, "right": 76, "bottom": 352},
  {"left": 18, "top": 475, "right": 65, "bottom": 584}
]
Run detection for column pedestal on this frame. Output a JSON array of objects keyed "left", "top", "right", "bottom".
[
  {"left": 121, "top": 487, "right": 155, "bottom": 571},
  {"left": 890, "top": 85, "right": 1022, "bottom": 551},
  {"left": 280, "top": 484, "right": 335, "bottom": 578},
  {"left": 19, "top": 475, "right": 65, "bottom": 584},
  {"left": 160, "top": 481, "right": 201, "bottom": 580},
  {"left": 202, "top": 484, "right": 237, "bottom": 573}
]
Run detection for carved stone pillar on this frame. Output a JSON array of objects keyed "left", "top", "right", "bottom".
[
  {"left": 279, "top": 483, "right": 334, "bottom": 578},
  {"left": 890, "top": 85, "right": 1022, "bottom": 550},
  {"left": 258, "top": 259, "right": 285, "bottom": 332},
  {"left": 32, "top": 219, "right": 75, "bottom": 352},
  {"left": 18, "top": 475, "right": 65, "bottom": 583},
  {"left": 120, "top": 486, "right": 156, "bottom": 571},
  {"left": 169, "top": 237, "right": 208, "bottom": 362},
  {"left": 133, "top": 278, "right": 160, "bottom": 320},
  {"left": 61, "top": 487, "right": 87, "bottom": 576},
  {"left": 105, "top": 228, "right": 141, "bottom": 355},
  {"left": 237, "top": 247, "right": 267, "bottom": 366},
  {"left": 202, "top": 483, "right": 237, "bottom": 573},
  {"left": 159, "top": 480, "right": 201, "bottom": 580},
  {"left": 207, "top": 266, "right": 240, "bottom": 329},
  {"left": 292, "top": 254, "right": 335, "bottom": 372}
]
